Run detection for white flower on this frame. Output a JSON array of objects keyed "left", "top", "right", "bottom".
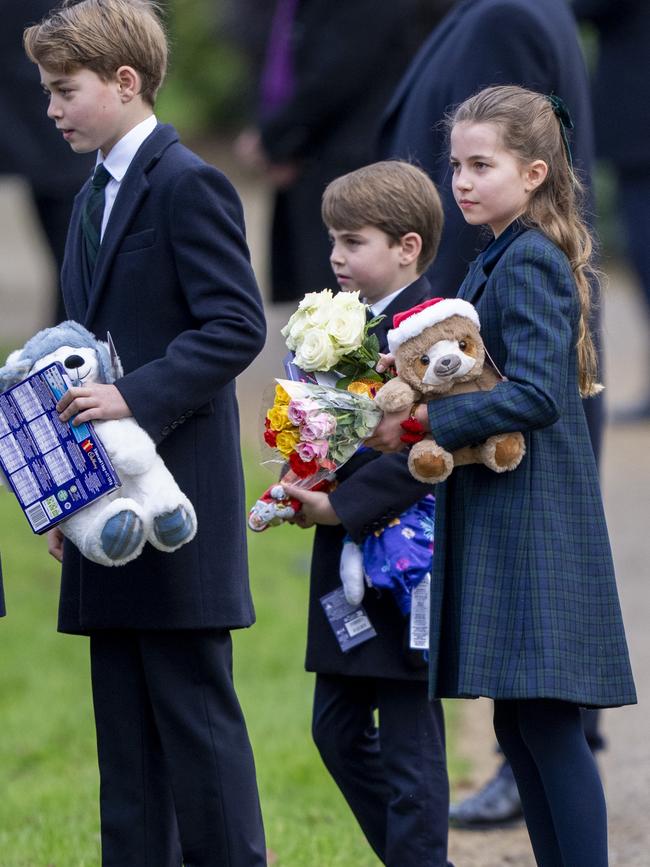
[
  {"left": 293, "top": 329, "right": 339, "bottom": 371},
  {"left": 327, "top": 293, "right": 366, "bottom": 351}
]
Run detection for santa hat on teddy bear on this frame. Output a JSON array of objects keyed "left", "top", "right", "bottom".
[{"left": 387, "top": 296, "right": 480, "bottom": 354}]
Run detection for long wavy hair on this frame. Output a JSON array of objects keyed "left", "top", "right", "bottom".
[{"left": 449, "top": 85, "right": 601, "bottom": 397}]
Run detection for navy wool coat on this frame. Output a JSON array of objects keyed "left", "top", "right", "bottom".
[
  {"left": 426, "top": 224, "right": 636, "bottom": 708},
  {"left": 58, "top": 124, "right": 266, "bottom": 633}
]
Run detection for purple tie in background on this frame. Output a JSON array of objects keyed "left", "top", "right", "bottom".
[{"left": 260, "top": 0, "right": 299, "bottom": 118}]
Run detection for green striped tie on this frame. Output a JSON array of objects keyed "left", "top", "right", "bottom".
[{"left": 82, "top": 163, "right": 111, "bottom": 275}]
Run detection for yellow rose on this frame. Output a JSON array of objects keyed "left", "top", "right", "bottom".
[
  {"left": 266, "top": 404, "right": 293, "bottom": 431},
  {"left": 274, "top": 384, "right": 291, "bottom": 405},
  {"left": 275, "top": 429, "right": 301, "bottom": 457}
]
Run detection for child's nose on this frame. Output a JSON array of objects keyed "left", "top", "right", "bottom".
[{"left": 330, "top": 244, "right": 344, "bottom": 264}]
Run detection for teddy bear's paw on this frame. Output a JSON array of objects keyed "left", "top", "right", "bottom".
[
  {"left": 408, "top": 441, "right": 454, "bottom": 483},
  {"left": 100, "top": 509, "right": 145, "bottom": 563},
  {"left": 339, "top": 540, "right": 366, "bottom": 605},
  {"left": 482, "top": 432, "right": 526, "bottom": 472},
  {"left": 374, "top": 378, "right": 416, "bottom": 413},
  {"left": 152, "top": 504, "right": 197, "bottom": 552}
]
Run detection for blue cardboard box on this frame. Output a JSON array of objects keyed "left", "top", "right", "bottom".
[{"left": 0, "top": 362, "right": 120, "bottom": 533}]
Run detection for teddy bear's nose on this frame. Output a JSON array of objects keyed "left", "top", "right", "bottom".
[
  {"left": 64, "top": 354, "right": 85, "bottom": 370},
  {"left": 434, "top": 355, "right": 462, "bottom": 376}
]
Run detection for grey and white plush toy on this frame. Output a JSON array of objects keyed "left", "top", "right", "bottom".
[{"left": 0, "top": 321, "right": 197, "bottom": 566}]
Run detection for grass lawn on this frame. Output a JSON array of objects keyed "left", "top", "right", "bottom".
[{"left": 0, "top": 454, "right": 463, "bottom": 866}]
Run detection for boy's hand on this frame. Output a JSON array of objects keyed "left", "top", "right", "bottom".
[
  {"left": 47, "top": 528, "right": 65, "bottom": 562},
  {"left": 282, "top": 485, "right": 341, "bottom": 527},
  {"left": 365, "top": 404, "right": 429, "bottom": 453},
  {"left": 57, "top": 383, "right": 131, "bottom": 425}
]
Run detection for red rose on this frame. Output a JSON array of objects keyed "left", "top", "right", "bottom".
[
  {"left": 289, "top": 451, "right": 319, "bottom": 478},
  {"left": 264, "top": 429, "right": 278, "bottom": 447}
]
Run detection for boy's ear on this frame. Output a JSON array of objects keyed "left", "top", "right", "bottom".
[
  {"left": 398, "top": 232, "right": 422, "bottom": 266},
  {"left": 116, "top": 65, "right": 141, "bottom": 102}
]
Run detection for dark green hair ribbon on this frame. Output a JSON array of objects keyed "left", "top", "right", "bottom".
[{"left": 546, "top": 93, "right": 574, "bottom": 170}]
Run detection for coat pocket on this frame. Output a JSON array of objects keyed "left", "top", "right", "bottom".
[{"left": 119, "top": 228, "right": 156, "bottom": 253}]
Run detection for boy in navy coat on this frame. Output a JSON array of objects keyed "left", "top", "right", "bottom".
[
  {"left": 24, "top": 2, "right": 266, "bottom": 864},
  {"left": 285, "top": 161, "right": 452, "bottom": 867}
]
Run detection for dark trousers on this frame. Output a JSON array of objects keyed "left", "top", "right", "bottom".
[
  {"left": 90, "top": 630, "right": 266, "bottom": 867},
  {"left": 494, "top": 699, "right": 607, "bottom": 867},
  {"left": 312, "top": 673, "right": 451, "bottom": 867}
]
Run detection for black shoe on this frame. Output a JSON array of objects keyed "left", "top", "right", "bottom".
[{"left": 449, "top": 761, "right": 523, "bottom": 829}]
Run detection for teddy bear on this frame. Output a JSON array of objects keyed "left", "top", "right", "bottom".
[
  {"left": 0, "top": 321, "right": 197, "bottom": 567},
  {"left": 374, "top": 297, "right": 525, "bottom": 484}
]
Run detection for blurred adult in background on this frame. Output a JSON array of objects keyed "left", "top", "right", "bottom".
[
  {"left": 0, "top": 1, "right": 93, "bottom": 324},
  {"left": 233, "top": 0, "right": 454, "bottom": 303},
  {"left": 379, "top": 0, "right": 607, "bottom": 830},
  {"left": 574, "top": 0, "right": 650, "bottom": 422}
]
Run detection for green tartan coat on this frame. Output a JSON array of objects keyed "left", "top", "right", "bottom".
[{"left": 427, "top": 223, "right": 636, "bottom": 707}]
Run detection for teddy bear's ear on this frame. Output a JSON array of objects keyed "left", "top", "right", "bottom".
[{"left": 0, "top": 352, "right": 33, "bottom": 392}]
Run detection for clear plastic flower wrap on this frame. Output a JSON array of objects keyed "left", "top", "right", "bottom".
[{"left": 248, "top": 379, "right": 382, "bottom": 532}]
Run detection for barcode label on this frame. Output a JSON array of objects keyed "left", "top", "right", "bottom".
[
  {"left": 345, "top": 613, "right": 371, "bottom": 637},
  {"left": 26, "top": 501, "right": 49, "bottom": 531},
  {"left": 410, "top": 573, "right": 431, "bottom": 650}
]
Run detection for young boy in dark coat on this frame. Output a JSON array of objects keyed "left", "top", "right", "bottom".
[
  {"left": 285, "top": 161, "right": 452, "bottom": 867},
  {"left": 24, "top": 2, "right": 266, "bottom": 864}
]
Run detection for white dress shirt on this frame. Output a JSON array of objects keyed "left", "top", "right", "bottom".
[{"left": 96, "top": 114, "right": 158, "bottom": 239}]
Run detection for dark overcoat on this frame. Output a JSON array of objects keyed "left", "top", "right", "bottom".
[
  {"left": 259, "top": 0, "right": 423, "bottom": 301},
  {"left": 305, "top": 276, "right": 436, "bottom": 679},
  {"left": 425, "top": 224, "right": 636, "bottom": 708},
  {"left": 58, "top": 124, "right": 266, "bottom": 634},
  {"left": 573, "top": 0, "right": 650, "bottom": 171}
]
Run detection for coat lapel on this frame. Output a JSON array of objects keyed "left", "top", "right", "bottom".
[
  {"left": 458, "top": 222, "right": 528, "bottom": 305},
  {"left": 372, "top": 275, "right": 432, "bottom": 349},
  {"left": 83, "top": 124, "right": 179, "bottom": 325}
]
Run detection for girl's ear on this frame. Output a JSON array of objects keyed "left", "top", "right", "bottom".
[
  {"left": 524, "top": 159, "right": 548, "bottom": 192},
  {"left": 398, "top": 232, "right": 423, "bottom": 266}
]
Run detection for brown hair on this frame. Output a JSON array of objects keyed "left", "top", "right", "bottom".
[
  {"left": 448, "top": 85, "right": 601, "bottom": 397},
  {"left": 24, "top": 0, "right": 167, "bottom": 106},
  {"left": 321, "top": 160, "right": 444, "bottom": 274}
]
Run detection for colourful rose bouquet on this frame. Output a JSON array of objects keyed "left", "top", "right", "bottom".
[{"left": 249, "top": 289, "right": 388, "bottom": 532}]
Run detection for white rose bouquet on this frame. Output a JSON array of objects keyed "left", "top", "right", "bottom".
[{"left": 281, "top": 289, "right": 384, "bottom": 389}]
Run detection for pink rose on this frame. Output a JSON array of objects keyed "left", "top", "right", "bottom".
[
  {"left": 301, "top": 412, "right": 337, "bottom": 440},
  {"left": 287, "top": 397, "right": 321, "bottom": 425},
  {"left": 295, "top": 439, "right": 329, "bottom": 461}
]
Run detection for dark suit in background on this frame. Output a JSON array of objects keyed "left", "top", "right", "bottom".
[
  {"left": 307, "top": 276, "right": 451, "bottom": 867},
  {"left": 255, "top": 0, "right": 425, "bottom": 301},
  {"left": 0, "top": 1, "right": 93, "bottom": 323},
  {"left": 60, "top": 123, "right": 267, "bottom": 866},
  {"left": 574, "top": 0, "right": 650, "bottom": 418}
]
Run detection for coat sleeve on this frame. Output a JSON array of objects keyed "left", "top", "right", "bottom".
[
  {"left": 115, "top": 165, "right": 266, "bottom": 441},
  {"left": 329, "top": 451, "right": 435, "bottom": 544},
  {"left": 427, "top": 239, "right": 578, "bottom": 451}
]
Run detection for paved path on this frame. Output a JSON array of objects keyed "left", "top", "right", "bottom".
[{"left": 1, "top": 150, "right": 648, "bottom": 865}]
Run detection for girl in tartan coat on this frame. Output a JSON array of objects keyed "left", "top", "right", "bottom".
[{"left": 368, "top": 85, "right": 636, "bottom": 866}]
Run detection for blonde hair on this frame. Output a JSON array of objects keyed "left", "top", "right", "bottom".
[
  {"left": 449, "top": 85, "right": 601, "bottom": 397},
  {"left": 322, "top": 160, "right": 444, "bottom": 274},
  {"left": 24, "top": 0, "right": 167, "bottom": 106}
]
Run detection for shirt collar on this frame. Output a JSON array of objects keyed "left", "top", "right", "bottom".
[
  {"left": 98, "top": 114, "right": 158, "bottom": 181},
  {"left": 367, "top": 285, "right": 408, "bottom": 316}
]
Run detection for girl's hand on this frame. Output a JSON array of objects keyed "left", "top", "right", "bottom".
[
  {"left": 56, "top": 383, "right": 131, "bottom": 425},
  {"left": 47, "top": 527, "right": 64, "bottom": 562},
  {"left": 282, "top": 485, "right": 341, "bottom": 527},
  {"left": 376, "top": 352, "right": 396, "bottom": 374}
]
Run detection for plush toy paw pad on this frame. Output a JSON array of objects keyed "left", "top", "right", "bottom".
[
  {"left": 101, "top": 510, "right": 144, "bottom": 560},
  {"left": 154, "top": 506, "right": 194, "bottom": 548}
]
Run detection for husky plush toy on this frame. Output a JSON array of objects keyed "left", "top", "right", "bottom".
[{"left": 0, "top": 321, "right": 197, "bottom": 566}]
